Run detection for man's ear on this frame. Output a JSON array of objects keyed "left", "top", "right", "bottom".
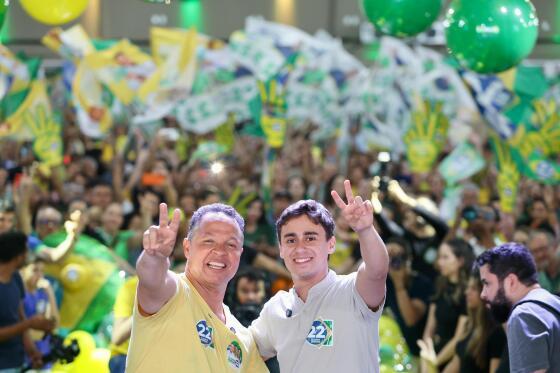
[
  {"left": 327, "top": 236, "right": 336, "bottom": 255},
  {"left": 183, "top": 238, "right": 190, "bottom": 259},
  {"left": 504, "top": 273, "right": 518, "bottom": 293}
]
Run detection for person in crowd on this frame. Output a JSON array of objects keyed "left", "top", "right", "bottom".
[
  {"left": 23, "top": 206, "right": 85, "bottom": 264},
  {"left": 373, "top": 179, "right": 448, "bottom": 280},
  {"left": 419, "top": 268, "right": 506, "bottom": 373},
  {"left": 20, "top": 257, "right": 60, "bottom": 368},
  {"left": 86, "top": 179, "right": 114, "bottom": 210},
  {"left": 519, "top": 197, "right": 558, "bottom": 237},
  {"left": 477, "top": 243, "right": 560, "bottom": 373},
  {"left": 384, "top": 237, "right": 432, "bottom": 360},
  {"left": 0, "top": 231, "right": 55, "bottom": 372},
  {"left": 528, "top": 229, "right": 560, "bottom": 294},
  {"left": 421, "top": 238, "right": 474, "bottom": 369},
  {"left": 126, "top": 203, "right": 268, "bottom": 372},
  {"left": 243, "top": 198, "right": 277, "bottom": 258},
  {"left": 95, "top": 199, "right": 151, "bottom": 267},
  {"left": 228, "top": 269, "right": 268, "bottom": 327},
  {"left": 108, "top": 275, "right": 138, "bottom": 373},
  {"left": 0, "top": 207, "right": 16, "bottom": 234},
  {"left": 250, "top": 180, "right": 388, "bottom": 372},
  {"left": 459, "top": 205, "right": 502, "bottom": 256},
  {"left": 287, "top": 174, "right": 308, "bottom": 203}
]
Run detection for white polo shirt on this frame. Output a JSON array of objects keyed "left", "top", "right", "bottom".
[{"left": 250, "top": 270, "right": 383, "bottom": 373}]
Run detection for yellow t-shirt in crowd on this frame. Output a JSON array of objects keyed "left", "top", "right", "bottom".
[
  {"left": 110, "top": 275, "right": 138, "bottom": 356},
  {"left": 126, "top": 273, "right": 269, "bottom": 373}
]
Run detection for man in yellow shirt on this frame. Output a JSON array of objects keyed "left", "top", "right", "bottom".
[{"left": 126, "top": 203, "right": 268, "bottom": 373}]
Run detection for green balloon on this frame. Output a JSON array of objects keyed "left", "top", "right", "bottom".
[
  {"left": 0, "top": 2, "right": 7, "bottom": 31},
  {"left": 445, "top": 0, "right": 539, "bottom": 74},
  {"left": 361, "top": 0, "right": 443, "bottom": 37}
]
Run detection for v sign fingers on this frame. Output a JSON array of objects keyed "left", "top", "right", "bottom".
[
  {"left": 332, "top": 179, "right": 374, "bottom": 233},
  {"left": 142, "top": 203, "right": 180, "bottom": 258}
]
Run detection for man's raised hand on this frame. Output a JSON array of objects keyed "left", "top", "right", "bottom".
[
  {"left": 331, "top": 179, "right": 374, "bottom": 233},
  {"left": 142, "top": 203, "right": 181, "bottom": 258}
]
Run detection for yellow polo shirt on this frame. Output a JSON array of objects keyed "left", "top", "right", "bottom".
[{"left": 126, "top": 273, "right": 269, "bottom": 373}]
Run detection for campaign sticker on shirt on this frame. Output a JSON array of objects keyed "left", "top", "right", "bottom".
[
  {"left": 306, "top": 319, "right": 334, "bottom": 347},
  {"left": 226, "top": 340, "right": 243, "bottom": 369},
  {"left": 196, "top": 320, "right": 214, "bottom": 348}
]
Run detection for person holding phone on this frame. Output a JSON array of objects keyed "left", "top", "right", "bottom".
[{"left": 384, "top": 237, "right": 433, "bottom": 361}]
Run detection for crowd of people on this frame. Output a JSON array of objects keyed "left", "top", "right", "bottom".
[{"left": 1, "top": 109, "right": 560, "bottom": 372}]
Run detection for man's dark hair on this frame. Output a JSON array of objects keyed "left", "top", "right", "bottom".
[
  {"left": 187, "top": 203, "right": 244, "bottom": 240},
  {"left": 475, "top": 242, "right": 538, "bottom": 286},
  {"left": 276, "top": 200, "right": 335, "bottom": 241},
  {"left": 0, "top": 231, "right": 28, "bottom": 263}
]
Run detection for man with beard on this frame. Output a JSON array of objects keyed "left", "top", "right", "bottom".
[{"left": 477, "top": 242, "right": 560, "bottom": 373}]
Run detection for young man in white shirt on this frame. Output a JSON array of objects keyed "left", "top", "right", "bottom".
[{"left": 250, "top": 180, "right": 389, "bottom": 373}]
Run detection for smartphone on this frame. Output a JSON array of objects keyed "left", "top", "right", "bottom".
[{"left": 141, "top": 173, "right": 166, "bottom": 186}]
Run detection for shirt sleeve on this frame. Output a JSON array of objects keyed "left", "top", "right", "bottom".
[
  {"left": 249, "top": 304, "right": 277, "bottom": 360},
  {"left": 348, "top": 273, "right": 385, "bottom": 319},
  {"left": 507, "top": 307, "right": 550, "bottom": 373}
]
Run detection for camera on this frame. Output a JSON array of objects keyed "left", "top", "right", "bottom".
[
  {"left": 43, "top": 334, "right": 81, "bottom": 364},
  {"left": 22, "top": 334, "right": 80, "bottom": 372}
]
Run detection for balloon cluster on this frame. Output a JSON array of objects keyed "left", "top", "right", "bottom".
[
  {"left": 378, "top": 316, "right": 413, "bottom": 372},
  {"left": 361, "top": 0, "right": 539, "bottom": 73}
]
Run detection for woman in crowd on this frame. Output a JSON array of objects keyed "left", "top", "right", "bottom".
[
  {"left": 421, "top": 238, "right": 475, "bottom": 369},
  {"left": 419, "top": 269, "right": 506, "bottom": 373}
]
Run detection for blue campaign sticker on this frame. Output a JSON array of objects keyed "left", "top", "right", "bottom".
[
  {"left": 306, "top": 319, "right": 334, "bottom": 347},
  {"left": 196, "top": 320, "right": 214, "bottom": 348}
]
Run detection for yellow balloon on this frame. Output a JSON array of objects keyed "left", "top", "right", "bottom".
[
  {"left": 72, "top": 348, "right": 110, "bottom": 373},
  {"left": 20, "top": 0, "right": 89, "bottom": 25},
  {"left": 64, "top": 330, "right": 96, "bottom": 357}
]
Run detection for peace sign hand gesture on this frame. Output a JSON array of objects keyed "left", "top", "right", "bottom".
[
  {"left": 143, "top": 203, "right": 181, "bottom": 258},
  {"left": 331, "top": 179, "right": 374, "bottom": 233}
]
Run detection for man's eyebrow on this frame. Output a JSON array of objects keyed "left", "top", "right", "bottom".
[
  {"left": 303, "top": 232, "right": 319, "bottom": 236},
  {"left": 282, "top": 232, "right": 297, "bottom": 239}
]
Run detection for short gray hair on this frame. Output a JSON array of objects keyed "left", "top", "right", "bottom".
[{"left": 187, "top": 203, "right": 244, "bottom": 240}]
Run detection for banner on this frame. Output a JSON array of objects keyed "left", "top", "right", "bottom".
[
  {"left": 438, "top": 141, "right": 485, "bottom": 185},
  {"left": 403, "top": 99, "right": 449, "bottom": 173},
  {"left": 490, "top": 136, "right": 521, "bottom": 212}
]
